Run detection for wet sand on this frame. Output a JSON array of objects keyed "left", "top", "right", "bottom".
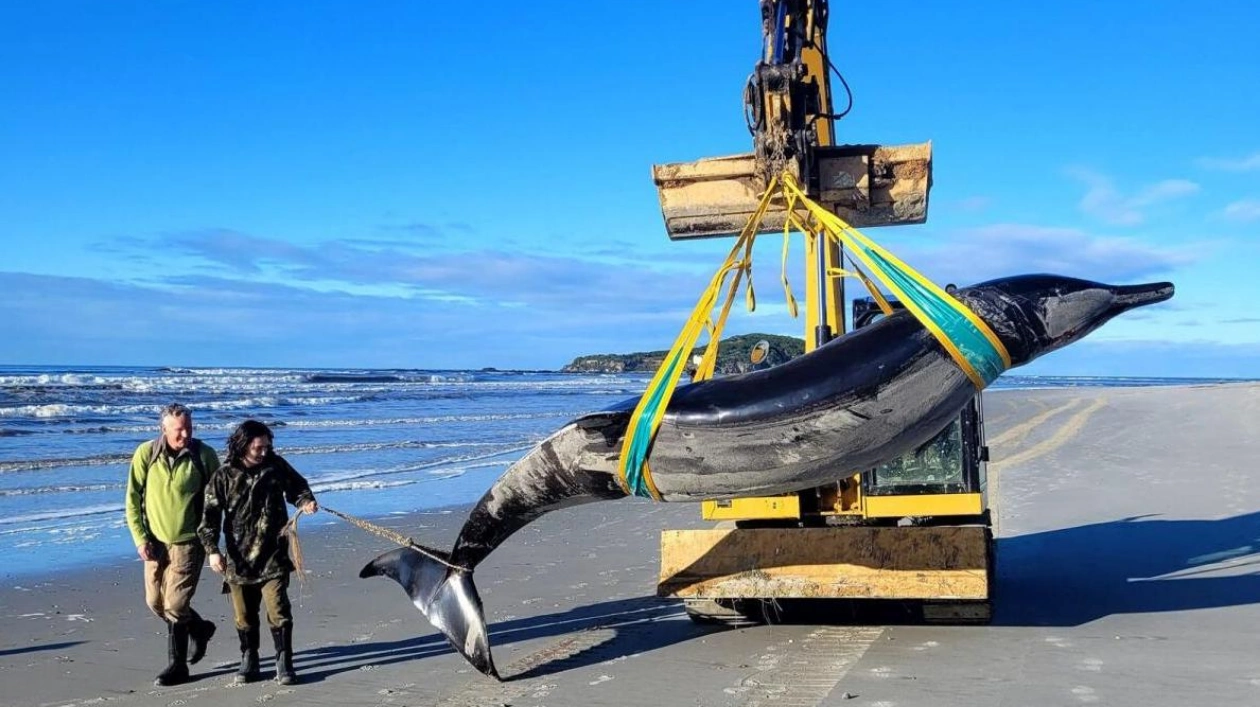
[{"left": 3, "top": 383, "right": 1259, "bottom": 707}]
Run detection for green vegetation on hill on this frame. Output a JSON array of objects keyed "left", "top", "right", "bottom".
[{"left": 562, "top": 333, "right": 805, "bottom": 374}]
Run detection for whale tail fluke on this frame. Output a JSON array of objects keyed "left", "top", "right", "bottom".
[{"left": 359, "top": 546, "right": 499, "bottom": 680}]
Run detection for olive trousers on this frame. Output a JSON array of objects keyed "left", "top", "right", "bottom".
[{"left": 227, "top": 575, "right": 293, "bottom": 631}]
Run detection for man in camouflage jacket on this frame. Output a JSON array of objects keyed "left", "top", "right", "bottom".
[{"left": 199, "top": 420, "right": 316, "bottom": 685}]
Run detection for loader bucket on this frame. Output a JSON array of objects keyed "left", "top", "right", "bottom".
[{"left": 652, "top": 142, "right": 933, "bottom": 240}]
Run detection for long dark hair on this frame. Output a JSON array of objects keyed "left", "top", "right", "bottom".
[{"left": 225, "top": 419, "right": 274, "bottom": 468}]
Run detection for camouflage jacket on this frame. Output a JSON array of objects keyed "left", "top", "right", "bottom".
[{"left": 198, "top": 454, "right": 315, "bottom": 584}]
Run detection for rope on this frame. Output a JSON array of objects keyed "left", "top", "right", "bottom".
[
  {"left": 281, "top": 509, "right": 310, "bottom": 603},
  {"left": 246, "top": 505, "right": 462, "bottom": 606},
  {"left": 320, "top": 506, "right": 466, "bottom": 571}
]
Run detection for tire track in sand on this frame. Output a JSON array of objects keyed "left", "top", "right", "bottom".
[
  {"left": 727, "top": 626, "right": 883, "bottom": 706},
  {"left": 436, "top": 624, "right": 649, "bottom": 707},
  {"left": 987, "top": 396, "right": 1107, "bottom": 533},
  {"left": 990, "top": 397, "right": 1107, "bottom": 471},
  {"left": 435, "top": 623, "right": 883, "bottom": 707},
  {"left": 987, "top": 398, "right": 1085, "bottom": 451}
]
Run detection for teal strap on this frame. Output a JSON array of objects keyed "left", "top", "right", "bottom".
[
  {"left": 622, "top": 350, "right": 687, "bottom": 498},
  {"left": 867, "top": 249, "right": 1006, "bottom": 386}
]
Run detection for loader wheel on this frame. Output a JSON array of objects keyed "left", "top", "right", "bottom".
[
  {"left": 920, "top": 600, "right": 992, "bottom": 624},
  {"left": 684, "top": 598, "right": 767, "bottom": 626}
]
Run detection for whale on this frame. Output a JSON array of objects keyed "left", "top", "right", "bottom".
[{"left": 360, "top": 274, "right": 1174, "bottom": 678}]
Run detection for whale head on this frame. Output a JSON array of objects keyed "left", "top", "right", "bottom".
[{"left": 958, "top": 274, "right": 1174, "bottom": 367}]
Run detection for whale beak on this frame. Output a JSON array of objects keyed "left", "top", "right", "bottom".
[{"left": 1112, "top": 281, "right": 1175, "bottom": 312}]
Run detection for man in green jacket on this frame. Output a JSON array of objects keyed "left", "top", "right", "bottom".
[{"left": 125, "top": 403, "right": 221, "bottom": 687}]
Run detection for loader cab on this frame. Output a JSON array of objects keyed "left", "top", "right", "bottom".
[
  {"left": 701, "top": 298, "right": 991, "bottom": 525},
  {"left": 670, "top": 302, "right": 997, "bottom": 623},
  {"left": 852, "top": 296, "right": 989, "bottom": 518}
]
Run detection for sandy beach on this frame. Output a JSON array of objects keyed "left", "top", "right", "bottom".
[{"left": 3, "top": 383, "right": 1259, "bottom": 707}]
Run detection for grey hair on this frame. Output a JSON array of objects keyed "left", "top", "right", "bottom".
[{"left": 159, "top": 403, "right": 192, "bottom": 424}]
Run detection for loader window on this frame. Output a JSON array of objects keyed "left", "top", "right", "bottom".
[
  {"left": 865, "top": 417, "right": 968, "bottom": 494},
  {"left": 853, "top": 296, "right": 985, "bottom": 497},
  {"left": 862, "top": 394, "right": 983, "bottom": 496}
]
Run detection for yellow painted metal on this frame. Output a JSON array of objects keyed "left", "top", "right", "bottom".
[
  {"left": 658, "top": 526, "right": 992, "bottom": 600},
  {"left": 800, "top": 21, "right": 833, "bottom": 148},
  {"left": 819, "top": 473, "right": 861, "bottom": 513},
  {"left": 862, "top": 493, "right": 985, "bottom": 519},
  {"left": 826, "top": 238, "right": 844, "bottom": 337},
  {"left": 803, "top": 232, "right": 845, "bottom": 351},
  {"left": 805, "top": 18, "right": 844, "bottom": 344},
  {"left": 697, "top": 489, "right": 983, "bottom": 523},
  {"left": 701, "top": 495, "right": 801, "bottom": 521}
]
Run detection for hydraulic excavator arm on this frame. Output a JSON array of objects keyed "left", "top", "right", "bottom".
[
  {"left": 653, "top": 0, "right": 932, "bottom": 245},
  {"left": 653, "top": 2, "right": 992, "bottom": 624},
  {"left": 746, "top": 0, "right": 841, "bottom": 190}
]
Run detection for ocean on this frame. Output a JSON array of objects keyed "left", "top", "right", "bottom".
[{"left": 0, "top": 365, "right": 1248, "bottom": 578}]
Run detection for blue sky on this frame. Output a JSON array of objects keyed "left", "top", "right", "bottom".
[{"left": 2, "top": 1, "right": 1258, "bottom": 376}]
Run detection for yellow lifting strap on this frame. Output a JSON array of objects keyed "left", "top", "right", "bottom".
[
  {"left": 778, "top": 172, "right": 1011, "bottom": 388},
  {"left": 614, "top": 175, "right": 779, "bottom": 500},
  {"left": 616, "top": 172, "right": 1011, "bottom": 500}
]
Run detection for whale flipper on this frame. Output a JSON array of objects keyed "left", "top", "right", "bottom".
[{"left": 359, "top": 547, "right": 498, "bottom": 679}]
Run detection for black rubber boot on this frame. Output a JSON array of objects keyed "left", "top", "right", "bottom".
[
  {"left": 188, "top": 615, "right": 216, "bottom": 665},
  {"left": 234, "top": 626, "right": 260, "bottom": 684},
  {"left": 271, "top": 625, "right": 296, "bottom": 685},
  {"left": 154, "top": 622, "right": 190, "bottom": 687}
]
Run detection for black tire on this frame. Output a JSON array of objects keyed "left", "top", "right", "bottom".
[{"left": 683, "top": 598, "right": 767, "bottom": 626}]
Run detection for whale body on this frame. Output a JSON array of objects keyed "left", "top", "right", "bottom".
[{"left": 361, "top": 273, "right": 1175, "bottom": 678}]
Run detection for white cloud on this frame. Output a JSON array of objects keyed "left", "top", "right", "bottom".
[
  {"left": 881, "top": 223, "right": 1200, "bottom": 287},
  {"left": 0, "top": 271, "right": 698, "bottom": 369},
  {"left": 1222, "top": 199, "right": 1260, "bottom": 223},
  {"left": 52, "top": 217, "right": 1209, "bottom": 369},
  {"left": 1068, "top": 169, "right": 1200, "bottom": 226},
  {"left": 1196, "top": 152, "right": 1260, "bottom": 172}
]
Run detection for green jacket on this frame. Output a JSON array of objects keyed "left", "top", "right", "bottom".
[{"left": 125, "top": 438, "right": 221, "bottom": 547}]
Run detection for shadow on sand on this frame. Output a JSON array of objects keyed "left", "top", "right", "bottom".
[
  {"left": 291, "top": 595, "right": 698, "bottom": 683},
  {"left": 740, "top": 510, "right": 1260, "bottom": 627},
  {"left": 290, "top": 510, "right": 1260, "bottom": 681},
  {"left": 0, "top": 640, "right": 86, "bottom": 658},
  {"left": 993, "top": 509, "right": 1260, "bottom": 626}
]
